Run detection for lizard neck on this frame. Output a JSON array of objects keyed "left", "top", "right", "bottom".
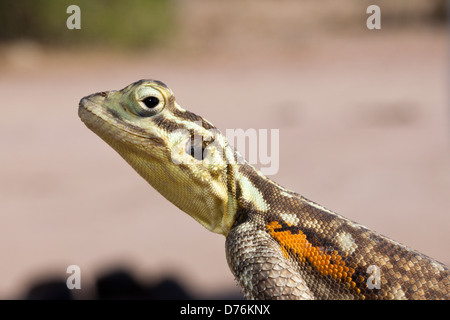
[
  {"left": 232, "top": 161, "right": 314, "bottom": 229},
  {"left": 233, "top": 163, "right": 289, "bottom": 220}
]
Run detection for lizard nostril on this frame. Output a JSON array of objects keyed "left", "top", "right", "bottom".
[{"left": 99, "top": 92, "right": 107, "bottom": 97}]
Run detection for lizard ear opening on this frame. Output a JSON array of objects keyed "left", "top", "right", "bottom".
[{"left": 185, "top": 135, "right": 206, "bottom": 161}]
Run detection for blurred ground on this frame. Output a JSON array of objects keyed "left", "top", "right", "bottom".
[{"left": 0, "top": 1, "right": 448, "bottom": 299}]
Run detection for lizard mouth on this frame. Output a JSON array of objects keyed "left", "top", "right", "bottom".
[{"left": 185, "top": 128, "right": 219, "bottom": 162}]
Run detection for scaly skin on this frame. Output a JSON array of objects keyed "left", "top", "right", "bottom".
[{"left": 79, "top": 79, "right": 450, "bottom": 300}]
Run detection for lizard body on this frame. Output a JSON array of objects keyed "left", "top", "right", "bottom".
[{"left": 79, "top": 79, "right": 449, "bottom": 300}]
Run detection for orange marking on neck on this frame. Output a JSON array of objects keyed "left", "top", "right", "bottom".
[{"left": 267, "top": 221, "right": 356, "bottom": 287}]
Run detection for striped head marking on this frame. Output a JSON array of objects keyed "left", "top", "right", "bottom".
[{"left": 79, "top": 79, "right": 238, "bottom": 235}]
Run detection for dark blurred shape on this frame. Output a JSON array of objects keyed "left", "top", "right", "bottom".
[
  {"left": 431, "top": 0, "right": 448, "bottom": 22},
  {"left": 96, "top": 268, "right": 193, "bottom": 300},
  {"left": 358, "top": 102, "right": 420, "bottom": 127},
  {"left": 380, "top": 0, "right": 448, "bottom": 26},
  {"left": 21, "top": 267, "right": 243, "bottom": 300},
  {"left": 95, "top": 268, "right": 243, "bottom": 299},
  {"left": 24, "top": 279, "right": 73, "bottom": 300},
  {"left": 96, "top": 269, "right": 148, "bottom": 299},
  {"left": 148, "top": 278, "right": 194, "bottom": 300},
  {"left": 95, "top": 267, "right": 245, "bottom": 299}
]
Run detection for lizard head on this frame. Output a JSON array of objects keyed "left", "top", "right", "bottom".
[{"left": 79, "top": 79, "right": 238, "bottom": 235}]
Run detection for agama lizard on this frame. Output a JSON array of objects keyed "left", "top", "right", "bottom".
[{"left": 79, "top": 79, "right": 449, "bottom": 299}]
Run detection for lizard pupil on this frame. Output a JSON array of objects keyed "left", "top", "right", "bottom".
[{"left": 142, "top": 96, "right": 159, "bottom": 109}]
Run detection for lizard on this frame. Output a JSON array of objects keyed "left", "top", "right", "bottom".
[{"left": 78, "top": 79, "right": 450, "bottom": 300}]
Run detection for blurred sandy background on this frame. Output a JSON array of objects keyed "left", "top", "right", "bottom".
[{"left": 0, "top": 0, "right": 448, "bottom": 299}]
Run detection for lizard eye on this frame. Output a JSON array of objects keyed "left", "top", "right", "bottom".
[
  {"left": 135, "top": 86, "right": 165, "bottom": 117},
  {"left": 137, "top": 94, "right": 164, "bottom": 117},
  {"left": 142, "top": 96, "right": 160, "bottom": 109}
]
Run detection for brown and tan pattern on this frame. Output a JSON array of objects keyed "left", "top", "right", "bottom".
[{"left": 79, "top": 79, "right": 449, "bottom": 300}]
